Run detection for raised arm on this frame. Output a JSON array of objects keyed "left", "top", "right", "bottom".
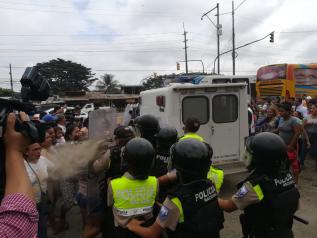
[{"left": 4, "top": 112, "right": 34, "bottom": 202}]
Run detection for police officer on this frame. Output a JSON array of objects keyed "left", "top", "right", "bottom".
[
  {"left": 93, "top": 126, "right": 135, "bottom": 185},
  {"left": 159, "top": 119, "right": 224, "bottom": 193},
  {"left": 107, "top": 126, "right": 135, "bottom": 179},
  {"left": 133, "top": 114, "right": 160, "bottom": 147},
  {"left": 218, "top": 132, "right": 300, "bottom": 238},
  {"left": 179, "top": 117, "right": 204, "bottom": 141},
  {"left": 127, "top": 139, "right": 224, "bottom": 238},
  {"left": 107, "top": 138, "right": 158, "bottom": 238},
  {"left": 151, "top": 126, "right": 178, "bottom": 178},
  {"left": 91, "top": 126, "right": 135, "bottom": 238},
  {"left": 207, "top": 165, "right": 224, "bottom": 193}
]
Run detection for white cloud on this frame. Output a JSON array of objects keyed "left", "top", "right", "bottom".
[{"left": 0, "top": 0, "right": 317, "bottom": 91}]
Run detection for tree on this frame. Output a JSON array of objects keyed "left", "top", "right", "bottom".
[
  {"left": 36, "top": 58, "right": 97, "bottom": 95},
  {"left": 0, "top": 87, "right": 13, "bottom": 97},
  {"left": 142, "top": 73, "right": 173, "bottom": 90},
  {"left": 96, "top": 73, "right": 121, "bottom": 94}
]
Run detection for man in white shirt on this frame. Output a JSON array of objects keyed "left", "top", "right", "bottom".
[
  {"left": 24, "top": 143, "right": 54, "bottom": 238},
  {"left": 296, "top": 98, "right": 308, "bottom": 118}
]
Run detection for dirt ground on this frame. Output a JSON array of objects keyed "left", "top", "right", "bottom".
[{"left": 50, "top": 158, "right": 317, "bottom": 238}]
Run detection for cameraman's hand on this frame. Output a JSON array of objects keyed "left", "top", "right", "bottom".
[{"left": 4, "top": 112, "right": 31, "bottom": 153}]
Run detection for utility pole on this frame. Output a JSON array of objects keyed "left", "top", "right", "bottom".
[
  {"left": 232, "top": 1, "right": 236, "bottom": 75},
  {"left": 183, "top": 23, "right": 189, "bottom": 74},
  {"left": 201, "top": 3, "right": 221, "bottom": 74},
  {"left": 216, "top": 3, "right": 220, "bottom": 74},
  {"left": 9, "top": 64, "right": 13, "bottom": 97}
]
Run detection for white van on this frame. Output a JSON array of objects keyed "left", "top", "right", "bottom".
[
  {"left": 198, "top": 74, "right": 256, "bottom": 101},
  {"left": 140, "top": 83, "right": 249, "bottom": 173}
]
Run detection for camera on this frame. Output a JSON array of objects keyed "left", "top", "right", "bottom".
[{"left": 0, "top": 66, "right": 50, "bottom": 200}]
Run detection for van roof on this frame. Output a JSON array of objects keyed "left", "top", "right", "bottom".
[
  {"left": 170, "top": 82, "right": 246, "bottom": 89},
  {"left": 141, "top": 82, "right": 247, "bottom": 94}
]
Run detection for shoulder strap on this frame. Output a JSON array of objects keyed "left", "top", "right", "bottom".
[{"left": 26, "top": 160, "right": 44, "bottom": 194}]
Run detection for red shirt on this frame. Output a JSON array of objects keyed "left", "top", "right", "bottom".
[{"left": 0, "top": 193, "right": 38, "bottom": 238}]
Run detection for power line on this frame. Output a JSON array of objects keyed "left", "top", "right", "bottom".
[
  {"left": 278, "top": 30, "right": 317, "bottom": 34},
  {"left": 0, "top": 0, "right": 193, "bottom": 16},
  {"left": 235, "top": 0, "right": 248, "bottom": 11},
  {"left": 0, "top": 32, "right": 181, "bottom": 37},
  {"left": 0, "top": 3, "right": 198, "bottom": 18},
  {"left": 0, "top": 40, "right": 183, "bottom": 48},
  {"left": 0, "top": 48, "right": 185, "bottom": 53}
]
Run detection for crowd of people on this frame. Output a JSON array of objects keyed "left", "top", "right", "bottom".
[
  {"left": 0, "top": 103, "right": 301, "bottom": 238},
  {"left": 249, "top": 96, "right": 317, "bottom": 184}
]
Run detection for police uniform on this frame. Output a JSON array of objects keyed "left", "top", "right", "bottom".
[
  {"left": 179, "top": 133, "right": 204, "bottom": 142},
  {"left": 233, "top": 170, "right": 300, "bottom": 238},
  {"left": 207, "top": 166, "right": 224, "bottom": 192},
  {"left": 108, "top": 172, "right": 159, "bottom": 230},
  {"left": 151, "top": 151, "right": 170, "bottom": 178},
  {"left": 167, "top": 165, "right": 224, "bottom": 193},
  {"left": 156, "top": 179, "right": 223, "bottom": 238}
]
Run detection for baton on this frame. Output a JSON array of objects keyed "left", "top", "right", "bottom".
[{"left": 293, "top": 215, "right": 309, "bottom": 225}]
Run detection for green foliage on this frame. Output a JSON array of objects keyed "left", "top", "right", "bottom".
[
  {"left": 142, "top": 73, "right": 165, "bottom": 90},
  {"left": 0, "top": 87, "right": 13, "bottom": 97},
  {"left": 36, "top": 58, "right": 97, "bottom": 95},
  {"left": 96, "top": 73, "right": 121, "bottom": 94}
]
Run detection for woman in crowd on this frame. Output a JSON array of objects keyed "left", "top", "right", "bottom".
[
  {"left": 275, "top": 103, "right": 301, "bottom": 184},
  {"left": 54, "top": 126, "right": 66, "bottom": 145},
  {"left": 255, "top": 106, "right": 279, "bottom": 133},
  {"left": 293, "top": 111, "right": 310, "bottom": 167},
  {"left": 55, "top": 124, "right": 81, "bottom": 233},
  {"left": 304, "top": 103, "right": 317, "bottom": 170}
]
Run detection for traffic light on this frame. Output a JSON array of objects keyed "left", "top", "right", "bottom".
[
  {"left": 176, "top": 62, "right": 180, "bottom": 70},
  {"left": 269, "top": 31, "right": 274, "bottom": 43}
]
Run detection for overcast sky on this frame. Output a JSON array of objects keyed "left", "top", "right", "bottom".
[{"left": 1, "top": 0, "right": 317, "bottom": 91}]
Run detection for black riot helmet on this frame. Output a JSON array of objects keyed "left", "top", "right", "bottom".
[
  {"left": 171, "top": 139, "right": 213, "bottom": 181},
  {"left": 156, "top": 126, "right": 178, "bottom": 154},
  {"left": 245, "top": 132, "right": 287, "bottom": 174},
  {"left": 122, "top": 138, "right": 155, "bottom": 180},
  {"left": 134, "top": 114, "right": 160, "bottom": 146}
]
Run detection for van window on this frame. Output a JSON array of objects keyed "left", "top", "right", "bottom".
[
  {"left": 213, "top": 78, "right": 231, "bottom": 84},
  {"left": 212, "top": 95, "right": 238, "bottom": 123},
  {"left": 182, "top": 96, "right": 209, "bottom": 124}
]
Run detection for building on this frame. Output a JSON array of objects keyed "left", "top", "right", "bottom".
[{"left": 120, "top": 85, "right": 144, "bottom": 95}]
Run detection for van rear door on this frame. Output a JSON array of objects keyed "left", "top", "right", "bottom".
[
  {"left": 180, "top": 90, "right": 240, "bottom": 162},
  {"left": 210, "top": 93, "right": 240, "bottom": 162}
]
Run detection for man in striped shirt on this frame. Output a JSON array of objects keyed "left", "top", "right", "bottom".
[{"left": 0, "top": 112, "right": 38, "bottom": 238}]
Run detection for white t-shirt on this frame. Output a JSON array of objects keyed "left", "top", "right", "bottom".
[
  {"left": 296, "top": 104, "right": 308, "bottom": 118},
  {"left": 24, "top": 156, "right": 54, "bottom": 203}
]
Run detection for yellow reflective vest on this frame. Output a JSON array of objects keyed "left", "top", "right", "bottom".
[
  {"left": 179, "top": 133, "right": 204, "bottom": 142},
  {"left": 207, "top": 166, "right": 224, "bottom": 192},
  {"left": 111, "top": 176, "right": 158, "bottom": 217}
]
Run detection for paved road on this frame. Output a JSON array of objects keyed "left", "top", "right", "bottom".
[{"left": 50, "top": 158, "right": 317, "bottom": 238}]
